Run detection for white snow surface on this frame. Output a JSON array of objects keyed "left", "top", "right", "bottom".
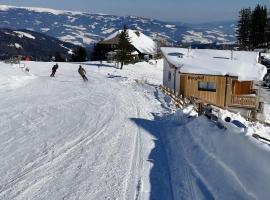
[
  {"left": 165, "top": 24, "right": 176, "bottom": 29},
  {"left": 14, "top": 43, "right": 22, "bottom": 49},
  {"left": 40, "top": 28, "right": 50, "bottom": 32},
  {"left": 161, "top": 47, "right": 267, "bottom": 81},
  {"left": 104, "top": 29, "right": 157, "bottom": 55},
  {"left": 14, "top": 31, "right": 36, "bottom": 40},
  {"left": 1, "top": 60, "right": 270, "bottom": 199},
  {"left": 0, "top": 5, "right": 84, "bottom": 15},
  {"left": 182, "top": 31, "right": 214, "bottom": 44}
]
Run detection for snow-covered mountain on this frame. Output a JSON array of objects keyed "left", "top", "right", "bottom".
[
  {"left": 0, "top": 5, "right": 236, "bottom": 47},
  {"left": 0, "top": 28, "right": 78, "bottom": 60}
]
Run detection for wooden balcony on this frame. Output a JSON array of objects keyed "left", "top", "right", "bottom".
[{"left": 230, "top": 95, "right": 258, "bottom": 108}]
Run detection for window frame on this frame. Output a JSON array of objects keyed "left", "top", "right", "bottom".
[
  {"left": 198, "top": 81, "right": 217, "bottom": 92},
  {"left": 168, "top": 71, "right": 172, "bottom": 81}
]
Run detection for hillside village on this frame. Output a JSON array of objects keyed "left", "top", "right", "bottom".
[{"left": 0, "top": 2, "right": 270, "bottom": 200}]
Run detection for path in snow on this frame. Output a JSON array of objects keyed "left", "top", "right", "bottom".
[
  {"left": 0, "top": 62, "right": 170, "bottom": 200},
  {"left": 1, "top": 61, "right": 270, "bottom": 200}
]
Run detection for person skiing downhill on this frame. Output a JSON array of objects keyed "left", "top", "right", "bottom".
[
  {"left": 78, "top": 65, "right": 88, "bottom": 81},
  {"left": 50, "top": 63, "right": 58, "bottom": 77}
]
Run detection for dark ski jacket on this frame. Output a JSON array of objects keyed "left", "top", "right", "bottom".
[
  {"left": 52, "top": 64, "right": 58, "bottom": 72},
  {"left": 78, "top": 66, "right": 86, "bottom": 76}
]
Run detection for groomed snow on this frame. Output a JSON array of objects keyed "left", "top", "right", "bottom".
[
  {"left": 0, "top": 60, "right": 270, "bottom": 199},
  {"left": 161, "top": 47, "right": 267, "bottom": 81}
]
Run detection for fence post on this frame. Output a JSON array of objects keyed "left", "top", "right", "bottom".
[
  {"left": 251, "top": 109, "right": 257, "bottom": 120},
  {"left": 198, "top": 102, "right": 203, "bottom": 116}
]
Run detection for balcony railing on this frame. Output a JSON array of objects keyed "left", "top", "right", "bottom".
[{"left": 230, "top": 95, "right": 258, "bottom": 108}]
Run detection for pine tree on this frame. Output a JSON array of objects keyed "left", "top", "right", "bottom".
[
  {"left": 236, "top": 8, "right": 252, "bottom": 50},
  {"left": 54, "top": 51, "right": 65, "bottom": 62},
  {"left": 250, "top": 5, "right": 268, "bottom": 49},
  {"left": 91, "top": 43, "right": 106, "bottom": 61},
  {"left": 115, "top": 26, "right": 134, "bottom": 70},
  {"left": 71, "top": 46, "right": 87, "bottom": 62},
  {"left": 266, "top": 9, "right": 270, "bottom": 48}
]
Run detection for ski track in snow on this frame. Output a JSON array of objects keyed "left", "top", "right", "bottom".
[
  {"left": 1, "top": 61, "right": 270, "bottom": 200},
  {"left": 0, "top": 62, "right": 163, "bottom": 200}
]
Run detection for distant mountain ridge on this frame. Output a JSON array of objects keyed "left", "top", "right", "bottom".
[
  {"left": 0, "top": 28, "right": 78, "bottom": 60},
  {"left": 0, "top": 5, "right": 237, "bottom": 46}
]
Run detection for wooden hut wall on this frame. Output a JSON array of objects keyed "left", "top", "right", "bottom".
[
  {"left": 179, "top": 74, "right": 234, "bottom": 107},
  {"left": 232, "top": 81, "right": 253, "bottom": 95}
]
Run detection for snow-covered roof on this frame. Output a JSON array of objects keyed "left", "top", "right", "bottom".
[
  {"left": 161, "top": 47, "right": 267, "bottom": 81},
  {"left": 102, "top": 29, "right": 156, "bottom": 55}
]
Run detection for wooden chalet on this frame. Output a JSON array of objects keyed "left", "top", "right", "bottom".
[
  {"left": 161, "top": 48, "right": 267, "bottom": 109},
  {"left": 98, "top": 29, "right": 156, "bottom": 61}
]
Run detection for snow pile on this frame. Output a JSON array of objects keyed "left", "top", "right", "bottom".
[
  {"left": 14, "top": 31, "right": 36, "bottom": 39},
  {"left": 214, "top": 107, "right": 270, "bottom": 140},
  {"left": 160, "top": 111, "right": 270, "bottom": 199},
  {"left": 0, "top": 63, "right": 35, "bottom": 90},
  {"left": 103, "top": 29, "right": 157, "bottom": 55},
  {"left": 262, "top": 53, "right": 270, "bottom": 59},
  {"left": 161, "top": 47, "right": 267, "bottom": 81}
]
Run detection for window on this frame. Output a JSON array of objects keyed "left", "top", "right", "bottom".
[
  {"left": 168, "top": 52, "right": 184, "bottom": 58},
  {"left": 168, "top": 71, "right": 172, "bottom": 81},
  {"left": 198, "top": 81, "right": 216, "bottom": 92}
]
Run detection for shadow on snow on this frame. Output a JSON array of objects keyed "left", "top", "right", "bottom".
[
  {"left": 130, "top": 111, "right": 216, "bottom": 200},
  {"left": 130, "top": 115, "right": 174, "bottom": 200}
]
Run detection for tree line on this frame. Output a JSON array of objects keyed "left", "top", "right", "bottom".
[
  {"left": 53, "top": 46, "right": 88, "bottom": 62},
  {"left": 237, "top": 4, "right": 270, "bottom": 50}
]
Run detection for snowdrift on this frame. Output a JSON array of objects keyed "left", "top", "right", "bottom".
[{"left": 157, "top": 109, "right": 270, "bottom": 200}]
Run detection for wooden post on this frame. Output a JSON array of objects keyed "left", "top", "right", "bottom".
[
  {"left": 251, "top": 109, "right": 257, "bottom": 120},
  {"left": 198, "top": 102, "right": 203, "bottom": 116},
  {"left": 258, "top": 101, "right": 264, "bottom": 114}
]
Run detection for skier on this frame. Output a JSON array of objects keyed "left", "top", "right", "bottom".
[
  {"left": 78, "top": 65, "right": 88, "bottom": 81},
  {"left": 50, "top": 63, "right": 58, "bottom": 77}
]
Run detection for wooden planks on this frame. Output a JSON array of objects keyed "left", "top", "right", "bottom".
[
  {"left": 232, "top": 81, "right": 253, "bottom": 95},
  {"left": 179, "top": 73, "right": 231, "bottom": 107}
]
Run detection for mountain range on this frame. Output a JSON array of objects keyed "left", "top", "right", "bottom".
[
  {"left": 0, "top": 28, "right": 78, "bottom": 60},
  {"left": 0, "top": 5, "right": 237, "bottom": 47}
]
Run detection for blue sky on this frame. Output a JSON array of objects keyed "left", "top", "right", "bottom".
[{"left": 0, "top": 0, "right": 269, "bottom": 22}]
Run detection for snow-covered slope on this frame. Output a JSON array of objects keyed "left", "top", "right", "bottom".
[
  {"left": 1, "top": 60, "right": 270, "bottom": 199},
  {"left": 0, "top": 5, "right": 236, "bottom": 46}
]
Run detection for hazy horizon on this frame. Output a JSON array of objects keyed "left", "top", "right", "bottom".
[{"left": 0, "top": 0, "right": 269, "bottom": 23}]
